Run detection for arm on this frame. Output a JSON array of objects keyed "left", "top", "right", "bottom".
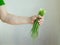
[
  {"left": 0, "top": 6, "right": 32, "bottom": 25},
  {"left": 0, "top": 0, "right": 43, "bottom": 25}
]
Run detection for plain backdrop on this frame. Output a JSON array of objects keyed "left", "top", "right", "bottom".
[{"left": 0, "top": 0, "right": 60, "bottom": 45}]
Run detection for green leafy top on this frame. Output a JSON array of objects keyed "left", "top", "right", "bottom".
[{"left": 38, "top": 8, "right": 46, "bottom": 16}]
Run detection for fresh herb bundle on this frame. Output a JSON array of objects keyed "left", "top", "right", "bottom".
[{"left": 31, "top": 8, "right": 46, "bottom": 39}]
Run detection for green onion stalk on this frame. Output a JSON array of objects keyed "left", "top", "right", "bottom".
[{"left": 31, "top": 8, "right": 46, "bottom": 39}]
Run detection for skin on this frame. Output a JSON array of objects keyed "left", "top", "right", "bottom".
[{"left": 0, "top": 6, "right": 44, "bottom": 25}]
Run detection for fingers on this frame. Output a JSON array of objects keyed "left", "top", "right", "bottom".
[
  {"left": 38, "top": 15, "right": 44, "bottom": 25},
  {"left": 38, "top": 18, "right": 44, "bottom": 25},
  {"left": 38, "top": 15, "right": 44, "bottom": 19},
  {"left": 31, "top": 15, "right": 44, "bottom": 24},
  {"left": 31, "top": 15, "right": 37, "bottom": 23},
  {"left": 32, "top": 15, "right": 37, "bottom": 20},
  {"left": 38, "top": 20, "right": 43, "bottom": 25},
  {"left": 29, "top": 16, "right": 36, "bottom": 24},
  {"left": 32, "top": 15, "right": 42, "bottom": 21}
]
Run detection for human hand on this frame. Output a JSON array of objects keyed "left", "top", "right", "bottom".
[{"left": 30, "top": 15, "right": 44, "bottom": 25}]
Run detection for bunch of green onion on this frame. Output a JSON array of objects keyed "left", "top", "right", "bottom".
[{"left": 31, "top": 8, "right": 46, "bottom": 39}]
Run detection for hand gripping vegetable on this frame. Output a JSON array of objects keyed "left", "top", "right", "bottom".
[
  {"left": 0, "top": 0, "right": 5, "bottom": 6},
  {"left": 31, "top": 8, "right": 46, "bottom": 39}
]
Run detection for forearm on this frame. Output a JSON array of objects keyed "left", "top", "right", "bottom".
[
  {"left": 0, "top": 13, "right": 32, "bottom": 25},
  {"left": 0, "top": 3, "right": 32, "bottom": 25}
]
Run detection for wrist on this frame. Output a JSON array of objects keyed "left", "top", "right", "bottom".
[
  {"left": 23, "top": 16, "right": 32, "bottom": 24},
  {"left": 27, "top": 17, "right": 32, "bottom": 24}
]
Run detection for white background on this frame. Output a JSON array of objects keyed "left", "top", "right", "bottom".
[{"left": 0, "top": 0, "right": 60, "bottom": 45}]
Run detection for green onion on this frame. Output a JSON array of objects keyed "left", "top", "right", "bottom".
[
  {"left": 31, "top": 8, "right": 46, "bottom": 39},
  {"left": 0, "top": 0, "right": 5, "bottom": 6}
]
